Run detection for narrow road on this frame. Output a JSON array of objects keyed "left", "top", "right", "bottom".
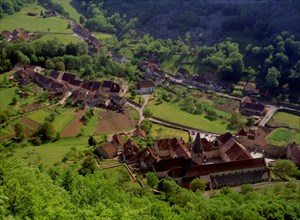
[
  {"left": 259, "top": 105, "right": 277, "bottom": 126},
  {"left": 203, "top": 180, "right": 300, "bottom": 198},
  {"left": 58, "top": 91, "right": 72, "bottom": 105},
  {"left": 126, "top": 98, "right": 217, "bottom": 140}
]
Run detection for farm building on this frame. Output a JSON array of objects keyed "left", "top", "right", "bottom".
[
  {"left": 136, "top": 80, "right": 156, "bottom": 94},
  {"left": 132, "top": 127, "right": 146, "bottom": 139},
  {"left": 94, "top": 142, "right": 118, "bottom": 159},
  {"left": 240, "top": 96, "right": 267, "bottom": 116},
  {"left": 167, "top": 157, "right": 270, "bottom": 189}
]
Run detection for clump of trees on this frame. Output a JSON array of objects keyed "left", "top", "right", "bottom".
[
  {"left": 0, "top": 157, "right": 300, "bottom": 219},
  {"left": 32, "top": 122, "right": 59, "bottom": 145},
  {"left": 80, "top": 109, "right": 94, "bottom": 125}
]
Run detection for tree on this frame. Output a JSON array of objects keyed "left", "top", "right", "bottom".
[
  {"left": 79, "top": 156, "right": 97, "bottom": 175},
  {"left": 144, "top": 109, "right": 153, "bottom": 118},
  {"left": 55, "top": 61, "right": 65, "bottom": 71},
  {"left": 0, "top": 112, "right": 8, "bottom": 124},
  {"left": 265, "top": 67, "right": 280, "bottom": 88},
  {"left": 88, "top": 136, "right": 96, "bottom": 147},
  {"left": 140, "top": 119, "right": 152, "bottom": 134},
  {"left": 14, "top": 123, "right": 25, "bottom": 140},
  {"left": 11, "top": 96, "right": 18, "bottom": 105},
  {"left": 228, "top": 112, "right": 242, "bottom": 130},
  {"left": 206, "top": 109, "right": 218, "bottom": 121},
  {"left": 273, "top": 159, "right": 298, "bottom": 180},
  {"left": 145, "top": 172, "right": 159, "bottom": 188},
  {"left": 79, "top": 15, "right": 85, "bottom": 24},
  {"left": 45, "top": 59, "right": 55, "bottom": 69},
  {"left": 189, "top": 178, "right": 206, "bottom": 192},
  {"left": 130, "top": 90, "right": 136, "bottom": 98},
  {"left": 34, "top": 122, "right": 56, "bottom": 143},
  {"left": 246, "top": 117, "right": 256, "bottom": 127}
]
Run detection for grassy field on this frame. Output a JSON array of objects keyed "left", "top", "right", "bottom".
[
  {"left": 128, "top": 107, "right": 139, "bottom": 122},
  {"left": 147, "top": 100, "right": 230, "bottom": 134},
  {"left": 93, "top": 32, "right": 115, "bottom": 42},
  {"left": 150, "top": 124, "right": 189, "bottom": 141},
  {"left": 0, "top": 4, "right": 72, "bottom": 33},
  {"left": 81, "top": 111, "right": 100, "bottom": 137},
  {"left": 52, "top": 108, "right": 76, "bottom": 132},
  {"left": 267, "top": 128, "right": 300, "bottom": 146},
  {"left": 34, "top": 33, "right": 82, "bottom": 44},
  {"left": 272, "top": 112, "right": 300, "bottom": 130},
  {"left": 161, "top": 54, "right": 205, "bottom": 74},
  {"left": 0, "top": 87, "right": 16, "bottom": 111},
  {"left": 0, "top": 127, "right": 13, "bottom": 137},
  {"left": 54, "top": 0, "right": 82, "bottom": 22},
  {"left": 26, "top": 110, "right": 52, "bottom": 124},
  {"left": 12, "top": 137, "right": 90, "bottom": 167}
]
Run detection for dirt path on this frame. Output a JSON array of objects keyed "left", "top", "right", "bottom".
[
  {"left": 203, "top": 180, "right": 300, "bottom": 198},
  {"left": 60, "top": 110, "right": 86, "bottom": 137}
]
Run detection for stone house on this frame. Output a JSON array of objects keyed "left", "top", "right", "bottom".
[{"left": 136, "top": 80, "right": 156, "bottom": 94}]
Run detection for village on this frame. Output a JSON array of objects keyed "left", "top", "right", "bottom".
[
  {"left": 8, "top": 60, "right": 300, "bottom": 190},
  {"left": 1, "top": 1, "right": 300, "bottom": 193}
]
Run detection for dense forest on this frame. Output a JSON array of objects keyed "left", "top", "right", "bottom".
[
  {"left": 0, "top": 157, "right": 300, "bottom": 219},
  {"left": 77, "top": 0, "right": 300, "bottom": 43}
]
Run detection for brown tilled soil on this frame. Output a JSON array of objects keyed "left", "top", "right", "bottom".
[
  {"left": 60, "top": 110, "right": 86, "bottom": 138},
  {"left": 20, "top": 117, "right": 40, "bottom": 129},
  {"left": 94, "top": 110, "right": 135, "bottom": 135},
  {"left": 215, "top": 100, "right": 240, "bottom": 114},
  {"left": 22, "top": 103, "right": 41, "bottom": 112}
]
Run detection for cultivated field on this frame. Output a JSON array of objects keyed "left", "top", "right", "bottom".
[
  {"left": 0, "top": 4, "right": 72, "bottom": 33},
  {"left": 60, "top": 110, "right": 86, "bottom": 137},
  {"left": 52, "top": 108, "right": 76, "bottom": 132},
  {"left": 151, "top": 124, "right": 189, "bottom": 141},
  {"left": 26, "top": 110, "right": 52, "bottom": 124},
  {"left": 94, "top": 110, "right": 135, "bottom": 135},
  {"left": 19, "top": 117, "right": 40, "bottom": 130},
  {"left": 266, "top": 128, "right": 300, "bottom": 146}
]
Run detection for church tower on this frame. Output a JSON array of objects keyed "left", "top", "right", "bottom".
[{"left": 191, "top": 132, "right": 204, "bottom": 164}]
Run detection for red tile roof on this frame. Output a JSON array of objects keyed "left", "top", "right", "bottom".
[
  {"left": 137, "top": 80, "right": 155, "bottom": 89},
  {"left": 132, "top": 127, "right": 146, "bottom": 139},
  {"left": 287, "top": 142, "right": 300, "bottom": 166},
  {"left": 62, "top": 73, "right": 77, "bottom": 83},
  {"left": 112, "top": 134, "right": 123, "bottom": 146},
  {"left": 123, "top": 139, "right": 140, "bottom": 161},
  {"left": 94, "top": 142, "right": 117, "bottom": 159},
  {"left": 217, "top": 132, "right": 233, "bottom": 144},
  {"left": 168, "top": 158, "right": 267, "bottom": 178},
  {"left": 155, "top": 137, "right": 191, "bottom": 159}
]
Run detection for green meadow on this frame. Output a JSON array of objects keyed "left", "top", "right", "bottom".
[
  {"left": 34, "top": 33, "right": 82, "bottom": 44},
  {"left": 0, "top": 4, "right": 72, "bottom": 33},
  {"left": 147, "top": 100, "right": 230, "bottom": 134},
  {"left": 267, "top": 128, "right": 300, "bottom": 146},
  {"left": 272, "top": 112, "right": 300, "bottom": 130}
]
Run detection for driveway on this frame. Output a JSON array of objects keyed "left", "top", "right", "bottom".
[{"left": 259, "top": 105, "right": 277, "bottom": 126}]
